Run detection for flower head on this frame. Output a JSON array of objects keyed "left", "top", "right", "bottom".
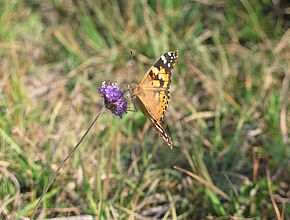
[{"left": 98, "top": 81, "right": 128, "bottom": 117}]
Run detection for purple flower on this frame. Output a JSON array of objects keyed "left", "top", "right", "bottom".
[{"left": 98, "top": 81, "right": 128, "bottom": 117}]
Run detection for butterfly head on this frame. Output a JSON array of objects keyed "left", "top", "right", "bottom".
[{"left": 128, "top": 83, "right": 141, "bottom": 98}]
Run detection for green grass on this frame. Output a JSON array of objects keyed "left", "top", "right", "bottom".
[{"left": 0, "top": 0, "right": 289, "bottom": 219}]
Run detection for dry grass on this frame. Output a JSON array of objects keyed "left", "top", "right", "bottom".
[{"left": 0, "top": 0, "right": 289, "bottom": 219}]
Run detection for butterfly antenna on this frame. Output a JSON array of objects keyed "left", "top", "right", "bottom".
[
  {"left": 128, "top": 49, "right": 137, "bottom": 112},
  {"left": 130, "top": 49, "right": 135, "bottom": 83}
]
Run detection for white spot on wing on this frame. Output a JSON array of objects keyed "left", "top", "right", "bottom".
[
  {"left": 152, "top": 67, "right": 159, "bottom": 75},
  {"left": 161, "top": 55, "right": 167, "bottom": 64},
  {"left": 155, "top": 124, "right": 164, "bottom": 133}
]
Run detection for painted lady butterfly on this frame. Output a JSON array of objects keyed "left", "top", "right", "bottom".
[{"left": 131, "top": 51, "right": 178, "bottom": 148}]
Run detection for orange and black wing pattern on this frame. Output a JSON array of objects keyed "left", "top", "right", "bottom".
[{"left": 133, "top": 51, "right": 178, "bottom": 148}]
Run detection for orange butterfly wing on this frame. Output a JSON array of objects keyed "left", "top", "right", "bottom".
[{"left": 133, "top": 51, "right": 178, "bottom": 148}]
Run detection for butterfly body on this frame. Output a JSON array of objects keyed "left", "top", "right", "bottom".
[{"left": 131, "top": 51, "right": 178, "bottom": 148}]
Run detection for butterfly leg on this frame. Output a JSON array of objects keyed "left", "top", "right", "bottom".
[
  {"left": 131, "top": 103, "right": 137, "bottom": 112},
  {"left": 126, "top": 103, "right": 137, "bottom": 112}
]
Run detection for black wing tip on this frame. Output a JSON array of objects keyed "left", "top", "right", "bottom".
[
  {"left": 164, "top": 51, "right": 178, "bottom": 61},
  {"left": 168, "top": 50, "right": 178, "bottom": 54}
]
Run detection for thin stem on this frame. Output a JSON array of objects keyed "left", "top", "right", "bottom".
[{"left": 31, "top": 106, "right": 106, "bottom": 219}]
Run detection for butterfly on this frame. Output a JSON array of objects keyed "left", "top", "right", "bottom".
[{"left": 131, "top": 51, "right": 178, "bottom": 148}]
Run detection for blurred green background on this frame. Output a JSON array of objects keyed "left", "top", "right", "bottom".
[{"left": 0, "top": 0, "right": 289, "bottom": 219}]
